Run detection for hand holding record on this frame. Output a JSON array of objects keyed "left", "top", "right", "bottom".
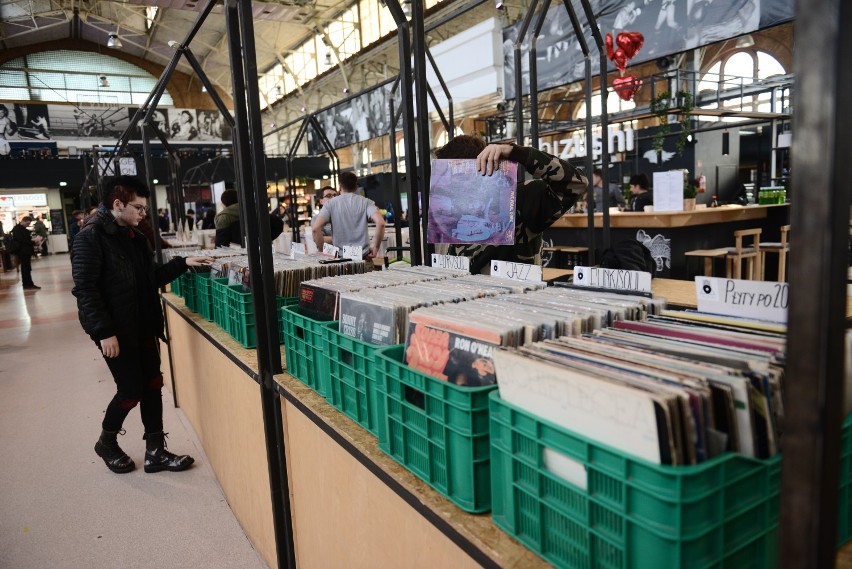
[{"left": 476, "top": 144, "right": 513, "bottom": 176}]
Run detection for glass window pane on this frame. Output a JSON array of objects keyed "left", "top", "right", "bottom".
[
  {"left": 756, "top": 51, "right": 785, "bottom": 79},
  {"left": 722, "top": 52, "right": 755, "bottom": 84}
]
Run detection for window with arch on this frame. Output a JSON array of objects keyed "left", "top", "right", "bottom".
[
  {"left": 434, "top": 127, "right": 464, "bottom": 149},
  {"left": 697, "top": 50, "right": 786, "bottom": 116},
  {"left": 0, "top": 50, "right": 173, "bottom": 106},
  {"left": 575, "top": 91, "right": 636, "bottom": 120}
]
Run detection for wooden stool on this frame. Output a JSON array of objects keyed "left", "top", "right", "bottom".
[
  {"left": 684, "top": 248, "right": 729, "bottom": 276},
  {"left": 760, "top": 225, "right": 790, "bottom": 282},
  {"left": 724, "top": 228, "right": 762, "bottom": 280}
]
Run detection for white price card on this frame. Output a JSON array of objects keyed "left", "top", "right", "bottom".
[
  {"left": 290, "top": 242, "right": 306, "bottom": 260},
  {"left": 322, "top": 243, "right": 340, "bottom": 257},
  {"left": 341, "top": 245, "right": 363, "bottom": 260},
  {"left": 695, "top": 277, "right": 788, "bottom": 323},
  {"left": 431, "top": 254, "right": 470, "bottom": 273},
  {"left": 573, "top": 266, "right": 652, "bottom": 293},
  {"left": 490, "top": 260, "right": 543, "bottom": 283}
]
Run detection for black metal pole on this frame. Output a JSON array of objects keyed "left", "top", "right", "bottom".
[
  {"left": 578, "top": 0, "right": 610, "bottom": 252},
  {"left": 514, "top": 0, "right": 539, "bottom": 148},
  {"left": 388, "top": 79, "right": 405, "bottom": 262},
  {"left": 226, "top": 4, "right": 296, "bottom": 569},
  {"left": 528, "top": 0, "right": 551, "bottom": 147},
  {"left": 386, "top": 0, "right": 423, "bottom": 266},
  {"left": 779, "top": 0, "right": 851, "bottom": 566},
  {"left": 562, "top": 0, "right": 596, "bottom": 265},
  {"left": 410, "top": 0, "right": 433, "bottom": 265},
  {"left": 183, "top": 47, "right": 237, "bottom": 128},
  {"left": 425, "top": 46, "right": 454, "bottom": 138}
]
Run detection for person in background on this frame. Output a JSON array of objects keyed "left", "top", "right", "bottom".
[
  {"left": 200, "top": 208, "right": 215, "bottom": 230},
  {"left": 433, "top": 135, "right": 587, "bottom": 274},
  {"left": 32, "top": 215, "right": 49, "bottom": 256},
  {"left": 71, "top": 175, "right": 213, "bottom": 474},
  {"left": 214, "top": 189, "right": 241, "bottom": 247},
  {"left": 11, "top": 216, "right": 39, "bottom": 290},
  {"left": 157, "top": 209, "right": 170, "bottom": 233},
  {"left": 311, "top": 172, "right": 384, "bottom": 258},
  {"left": 69, "top": 210, "right": 84, "bottom": 244},
  {"left": 316, "top": 186, "right": 338, "bottom": 245},
  {"left": 185, "top": 209, "right": 196, "bottom": 230},
  {"left": 627, "top": 173, "right": 654, "bottom": 212},
  {"left": 591, "top": 168, "right": 626, "bottom": 210}
]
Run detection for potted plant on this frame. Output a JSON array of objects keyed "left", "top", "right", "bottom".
[
  {"left": 650, "top": 90, "right": 694, "bottom": 155},
  {"left": 683, "top": 183, "right": 697, "bottom": 211}
]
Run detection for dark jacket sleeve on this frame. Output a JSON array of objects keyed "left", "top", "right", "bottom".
[
  {"left": 154, "top": 256, "right": 188, "bottom": 289},
  {"left": 71, "top": 227, "right": 115, "bottom": 341},
  {"left": 508, "top": 145, "right": 588, "bottom": 234}
]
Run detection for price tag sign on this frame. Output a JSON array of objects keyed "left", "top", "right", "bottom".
[
  {"left": 290, "top": 242, "right": 306, "bottom": 260},
  {"left": 341, "top": 245, "right": 363, "bottom": 261},
  {"left": 573, "top": 266, "right": 652, "bottom": 293},
  {"left": 695, "top": 277, "right": 788, "bottom": 323},
  {"left": 490, "top": 260, "right": 543, "bottom": 283},
  {"left": 431, "top": 254, "right": 470, "bottom": 273},
  {"left": 322, "top": 243, "right": 340, "bottom": 257}
]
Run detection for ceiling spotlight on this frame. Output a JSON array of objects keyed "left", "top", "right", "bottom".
[
  {"left": 402, "top": 0, "right": 412, "bottom": 18},
  {"left": 98, "top": 75, "right": 110, "bottom": 88},
  {"left": 107, "top": 32, "right": 122, "bottom": 49},
  {"left": 167, "top": 40, "right": 180, "bottom": 48},
  {"left": 270, "top": 122, "right": 276, "bottom": 128},
  {"left": 201, "top": 85, "right": 208, "bottom": 93},
  {"left": 735, "top": 34, "right": 755, "bottom": 49},
  {"left": 342, "top": 87, "right": 349, "bottom": 94},
  {"left": 300, "top": 106, "right": 306, "bottom": 112},
  {"left": 152, "top": 179, "right": 159, "bottom": 184},
  {"left": 325, "top": 51, "right": 332, "bottom": 66},
  {"left": 275, "top": 85, "right": 283, "bottom": 97},
  {"left": 494, "top": 0, "right": 504, "bottom": 9}
]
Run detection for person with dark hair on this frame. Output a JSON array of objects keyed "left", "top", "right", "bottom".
[
  {"left": 214, "top": 188, "right": 241, "bottom": 247},
  {"left": 200, "top": 208, "right": 216, "bottom": 230},
  {"left": 433, "top": 135, "right": 587, "bottom": 274},
  {"left": 71, "top": 175, "right": 213, "bottom": 474},
  {"left": 316, "top": 185, "right": 338, "bottom": 245},
  {"left": 32, "top": 215, "right": 49, "bottom": 256},
  {"left": 185, "top": 208, "right": 196, "bottom": 230},
  {"left": 312, "top": 172, "right": 385, "bottom": 257},
  {"left": 173, "top": 110, "right": 198, "bottom": 141},
  {"left": 10, "top": 215, "right": 38, "bottom": 290},
  {"left": 69, "top": 210, "right": 84, "bottom": 243},
  {"left": 591, "top": 167, "right": 626, "bottom": 210},
  {"left": 627, "top": 173, "right": 654, "bottom": 212}
]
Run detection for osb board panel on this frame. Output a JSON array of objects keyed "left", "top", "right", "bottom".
[
  {"left": 276, "top": 374, "right": 548, "bottom": 569},
  {"left": 283, "top": 396, "right": 484, "bottom": 569},
  {"left": 166, "top": 304, "right": 277, "bottom": 569}
]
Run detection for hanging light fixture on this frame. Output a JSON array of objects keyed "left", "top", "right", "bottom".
[
  {"left": 107, "top": 32, "right": 122, "bottom": 49},
  {"left": 494, "top": 0, "right": 504, "bottom": 9},
  {"left": 98, "top": 75, "right": 110, "bottom": 88},
  {"left": 735, "top": 34, "right": 754, "bottom": 49},
  {"left": 325, "top": 51, "right": 332, "bottom": 66},
  {"left": 402, "top": 0, "right": 412, "bottom": 18}
]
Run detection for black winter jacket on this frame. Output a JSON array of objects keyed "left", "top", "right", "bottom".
[{"left": 71, "top": 208, "right": 187, "bottom": 341}]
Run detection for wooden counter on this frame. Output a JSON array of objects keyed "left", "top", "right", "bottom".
[
  {"left": 162, "top": 293, "right": 548, "bottom": 569},
  {"left": 544, "top": 204, "right": 790, "bottom": 279},
  {"left": 551, "top": 204, "right": 789, "bottom": 229}
]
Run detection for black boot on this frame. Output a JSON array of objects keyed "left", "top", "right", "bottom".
[
  {"left": 143, "top": 431, "right": 194, "bottom": 473},
  {"left": 94, "top": 429, "right": 135, "bottom": 474}
]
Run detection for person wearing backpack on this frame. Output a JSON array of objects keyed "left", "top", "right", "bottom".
[{"left": 10, "top": 216, "right": 39, "bottom": 290}]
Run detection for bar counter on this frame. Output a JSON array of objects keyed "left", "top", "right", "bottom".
[{"left": 544, "top": 204, "right": 790, "bottom": 279}]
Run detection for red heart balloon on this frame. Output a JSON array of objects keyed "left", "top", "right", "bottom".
[
  {"left": 605, "top": 33, "right": 615, "bottom": 61},
  {"left": 613, "top": 48, "right": 629, "bottom": 73},
  {"left": 613, "top": 75, "right": 642, "bottom": 101},
  {"left": 616, "top": 32, "right": 645, "bottom": 60}
]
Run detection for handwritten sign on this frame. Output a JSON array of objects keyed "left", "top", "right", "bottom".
[
  {"left": 431, "top": 254, "right": 470, "bottom": 273},
  {"left": 573, "top": 266, "right": 652, "bottom": 293},
  {"left": 490, "top": 260, "right": 543, "bottom": 283},
  {"left": 695, "top": 277, "right": 788, "bottom": 323},
  {"left": 322, "top": 243, "right": 340, "bottom": 257},
  {"left": 341, "top": 245, "right": 363, "bottom": 261}
]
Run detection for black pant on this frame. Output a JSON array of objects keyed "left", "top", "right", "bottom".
[
  {"left": 19, "top": 254, "right": 33, "bottom": 286},
  {"left": 99, "top": 337, "right": 165, "bottom": 434}
]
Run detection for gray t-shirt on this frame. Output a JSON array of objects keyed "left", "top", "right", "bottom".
[{"left": 317, "top": 192, "right": 378, "bottom": 249}]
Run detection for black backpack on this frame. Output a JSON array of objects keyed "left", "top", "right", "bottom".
[{"left": 599, "top": 239, "right": 656, "bottom": 275}]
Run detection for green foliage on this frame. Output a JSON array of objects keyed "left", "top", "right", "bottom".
[{"left": 650, "top": 90, "right": 694, "bottom": 155}]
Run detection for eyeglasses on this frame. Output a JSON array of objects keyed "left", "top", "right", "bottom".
[
  {"left": 126, "top": 203, "right": 148, "bottom": 214},
  {"left": 322, "top": 193, "right": 336, "bottom": 199}
]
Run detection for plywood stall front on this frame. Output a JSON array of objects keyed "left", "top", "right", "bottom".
[
  {"left": 164, "top": 297, "right": 277, "bottom": 569},
  {"left": 276, "top": 374, "right": 548, "bottom": 569}
]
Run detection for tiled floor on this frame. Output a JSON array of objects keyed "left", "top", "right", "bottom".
[{"left": 0, "top": 255, "right": 267, "bottom": 569}]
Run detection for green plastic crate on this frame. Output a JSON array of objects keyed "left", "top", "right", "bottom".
[
  {"left": 277, "top": 296, "right": 299, "bottom": 343},
  {"left": 193, "top": 273, "right": 215, "bottom": 321},
  {"left": 211, "top": 278, "right": 230, "bottom": 332},
  {"left": 490, "top": 390, "right": 788, "bottom": 569},
  {"left": 170, "top": 273, "right": 183, "bottom": 296},
  {"left": 374, "top": 345, "right": 496, "bottom": 513},
  {"left": 325, "top": 326, "right": 383, "bottom": 437},
  {"left": 225, "top": 287, "right": 294, "bottom": 349},
  {"left": 182, "top": 273, "right": 198, "bottom": 312},
  {"left": 281, "top": 305, "right": 332, "bottom": 396}
]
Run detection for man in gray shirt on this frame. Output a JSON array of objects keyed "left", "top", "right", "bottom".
[{"left": 312, "top": 172, "right": 385, "bottom": 258}]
